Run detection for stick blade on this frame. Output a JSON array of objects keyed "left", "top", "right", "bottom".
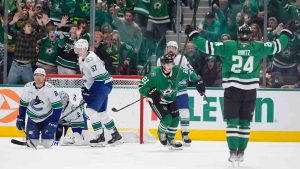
[
  {"left": 11, "top": 139, "right": 27, "bottom": 146},
  {"left": 111, "top": 107, "right": 118, "bottom": 112}
]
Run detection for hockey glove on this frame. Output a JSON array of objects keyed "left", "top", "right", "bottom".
[
  {"left": 148, "top": 88, "right": 161, "bottom": 102},
  {"left": 16, "top": 116, "right": 25, "bottom": 130},
  {"left": 185, "top": 25, "right": 200, "bottom": 41},
  {"left": 81, "top": 86, "right": 90, "bottom": 97},
  {"left": 196, "top": 80, "right": 205, "bottom": 96}
]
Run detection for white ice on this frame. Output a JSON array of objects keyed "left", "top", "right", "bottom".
[{"left": 1, "top": 138, "right": 299, "bottom": 169}]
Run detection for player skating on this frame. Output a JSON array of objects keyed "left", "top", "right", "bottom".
[
  {"left": 139, "top": 55, "right": 205, "bottom": 150},
  {"left": 185, "top": 22, "right": 295, "bottom": 166},
  {"left": 157, "top": 41, "right": 195, "bottom": 146},
  {"left": 74, "top": 39, "right": 123, "bottom": 147},
  {"left": 16, "top": 68, "right": 63, "bottom": 148}
]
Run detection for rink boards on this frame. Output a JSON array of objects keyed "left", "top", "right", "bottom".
[{"left": 1, "top": 86, "right": 300, "bottom": 142}]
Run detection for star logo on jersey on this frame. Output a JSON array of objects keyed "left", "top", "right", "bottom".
[
  {"left": 154, "top": 2, "right": 162, "bottom": 10},
  {"left": 46, "top": 47, "right": 54, "bottom": 55},
  {"left": 0, "top": 89, "right": 20, "bottom": 123}
]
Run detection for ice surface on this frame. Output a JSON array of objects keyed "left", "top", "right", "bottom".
[{"left": 1, "top": 138, "right": 299, "bottom": 169}]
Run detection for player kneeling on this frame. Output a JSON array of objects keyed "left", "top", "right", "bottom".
[{"left": 16, "top": 68, "right": 63, "bottom": 148}]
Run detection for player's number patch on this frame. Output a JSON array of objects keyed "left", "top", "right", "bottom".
[{"left": 231, "top": 55, "right": 254, "bottom": 73}]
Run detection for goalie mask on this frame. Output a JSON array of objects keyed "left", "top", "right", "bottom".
[
  {"left": 238, "top": 24, "right": 252, "bottom": 42},
  {"left": 59, "top": 91, "right": 70, "bottom": 107}
]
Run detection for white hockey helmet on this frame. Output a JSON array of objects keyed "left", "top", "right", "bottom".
[
  {"left": 166, "top": 41, "right": 178, "bottom": 50},
  {"left": 34, "top": 68, "right": 46, "bottom": 76},
  {"left": 74, "top": 39, "right": 89, "bottom": 50},
  {"left": 59, "top": 91, "right": 69, "bottom": 106}
]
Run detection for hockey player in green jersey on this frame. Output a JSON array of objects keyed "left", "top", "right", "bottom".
[
  {"left": 185, "top": 23, "right": 294, "bottom": 165},
  {"left": 139, "top": 55, "right": 205, "bottom": 149}
]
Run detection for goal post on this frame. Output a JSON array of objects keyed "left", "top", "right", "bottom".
[{"left": 46, "top": 74, "right": 154, "bottom": 144}]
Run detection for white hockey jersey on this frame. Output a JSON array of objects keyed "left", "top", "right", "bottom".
[
  {"left": 157, "top": 54, "right": 191, "bottom": 70},
  {"left": 78, "top": 51, "right": 112, "bottom": 89},
  {"left": 20, "top": 82, "right": 62, "bottom": 123},
  {"left": 60, "top": 102, "right": 85, "bottom": 127}
]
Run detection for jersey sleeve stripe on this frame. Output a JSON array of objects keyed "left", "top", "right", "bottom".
[
  {"left": 205, "top": 41, "right": 210, "bottom": 54},
  {"left": 20, "top": 99, "right": 28, "bottom": 106},
  {"left": 276, "top": 39, "right": 282, "bottom": 52},
  {"left": 210, "top": 42, "right": 215, "bottom": 55}
]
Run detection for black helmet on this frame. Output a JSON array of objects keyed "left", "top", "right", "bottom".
[
  {"left": 238, "top": 24, "right": 252, "bottom": 41},
  {"left": 160, "top": 54, "right": 174, "bottom": 64}
]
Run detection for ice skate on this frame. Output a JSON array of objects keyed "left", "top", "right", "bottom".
[
  {"left": 181, "top": 131, "right": 191, "bottom": 147},
  {"left": 90, "top": 130, "right": 106, "bottom": 147},
  {"left": 167, "top": 139, "right": 183, "bottom": 150},
  {"left": 157, "top": 132, "right": 168, "bottom": 146},
  {"left": 237, "top": 150, "right": 244, "bottom": 165},
  {"left": 108, "top": 131, "right": 123, "bottom": 145},
  {"left": 228, "top": 150, "right": 238, "bottom": 167}
]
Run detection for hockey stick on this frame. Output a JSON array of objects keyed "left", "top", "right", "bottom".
[
  {"left": 111, "top": 99, "right": 141, "bottom": 112},
  {"left": 173, "top": 0, "right": 200, "bottom": 82},
  {"left": 11, "top": 130, "right": 37, "bottom": 149}
]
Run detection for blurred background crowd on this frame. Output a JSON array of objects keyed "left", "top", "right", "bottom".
[{"left": 0, "top": 0, "right": 300, "bottom": 89}]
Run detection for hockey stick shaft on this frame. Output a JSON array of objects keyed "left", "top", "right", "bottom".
[
  {"left": 111, "top": 99, "right": 141, "bottom": 112},
  {"left": 59, "top": 100, "right": 86, "bottom": 123},
  {"left": 23, "top": 130, "right": 37, "bottom": 149},
  {"left": 173, "top": 0, "right": 200, "bottom": 82}
]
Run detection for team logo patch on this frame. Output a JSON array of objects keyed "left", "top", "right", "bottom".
[{"left": 150, "top": 72, "right": 156, "bottom": 77}]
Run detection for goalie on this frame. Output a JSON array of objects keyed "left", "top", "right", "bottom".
[{"left": 55, "top": 91, "right": 87, "bottom": 146}]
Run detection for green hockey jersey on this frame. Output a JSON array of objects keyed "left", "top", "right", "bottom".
[
  {"left": 192, "top": 34, "right": 289, "bottom": 90},
  {"left": 139, "top": 65, "right": 200, "bottom": 103}
]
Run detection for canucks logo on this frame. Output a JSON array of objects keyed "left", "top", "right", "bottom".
[{"left": 29, "top": 96, "right": 44, "bottom": 112}]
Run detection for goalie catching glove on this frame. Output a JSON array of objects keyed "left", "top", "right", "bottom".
[
  {"left": 196, "top": 80, "right": 205, "bottom": 96},
  {"left": 148, "top": 88, "right": 161, "bottom": 102}
]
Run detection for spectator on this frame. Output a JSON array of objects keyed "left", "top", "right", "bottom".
[
  {"left": 7, "top": 13, "right": 47, "bottom": 84},
  {"left": 95, "top": 33, "right": 119, "bottom": 75},
  {"left": 112, "top": 9, "right": 142, "bottom": 54},
  {"left": 112, "top": 33, "right": 137, "bottom": 75},
  {"left": 49, "top": 0, "right": 75, "bottom": 31},
  {"left": 36, "top": 23, "right": 60, "bottom": 74},
  {"left": 184, "top": 42, "right": 205, "bottom": 73},
  {"left": 213, "top": 0, "right": 231, "bottom": 35},
  {"left": 198, "top": 12, "right": 221, "bottom": 42},
  {"left": 251, "top": 23, "right": 262, "bottom": 41},
  {"left": 56, "top": 23, "right": 80, "bottom": 74},
  {"left": 133, "top": 0, "right": 149, "bottom": 34},
  {"left": 197, "top": 56, "right": 222, "bottom": 87}
]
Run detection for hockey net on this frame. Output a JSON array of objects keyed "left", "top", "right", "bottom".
[{"left": 46, "top": 74, "right": 155, "bottom": 144}]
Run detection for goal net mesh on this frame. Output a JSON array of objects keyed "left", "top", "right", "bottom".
[{"left": 46, "top": 74, "right": 155, "bottom": 144}]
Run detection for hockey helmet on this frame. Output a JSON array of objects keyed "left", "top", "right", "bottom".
[
  {"left": 74, "top": 39, "right": 89, "bottom": 50},
  {"left": 34, "top": 68, "right": 46, "bottom": 76},
  {"left": 160, "top": 54, "right": 174, "bottom": 65},
  {"left": 59, "top": 91, "right": 69, "bottom": 106},
  {"left": 238, "top": 24, "right": 252, "bottom": 41}
]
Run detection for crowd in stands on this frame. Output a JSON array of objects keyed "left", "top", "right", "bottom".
[{"left": 0, "top": 0, "right": 300, "bottom": 88}]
